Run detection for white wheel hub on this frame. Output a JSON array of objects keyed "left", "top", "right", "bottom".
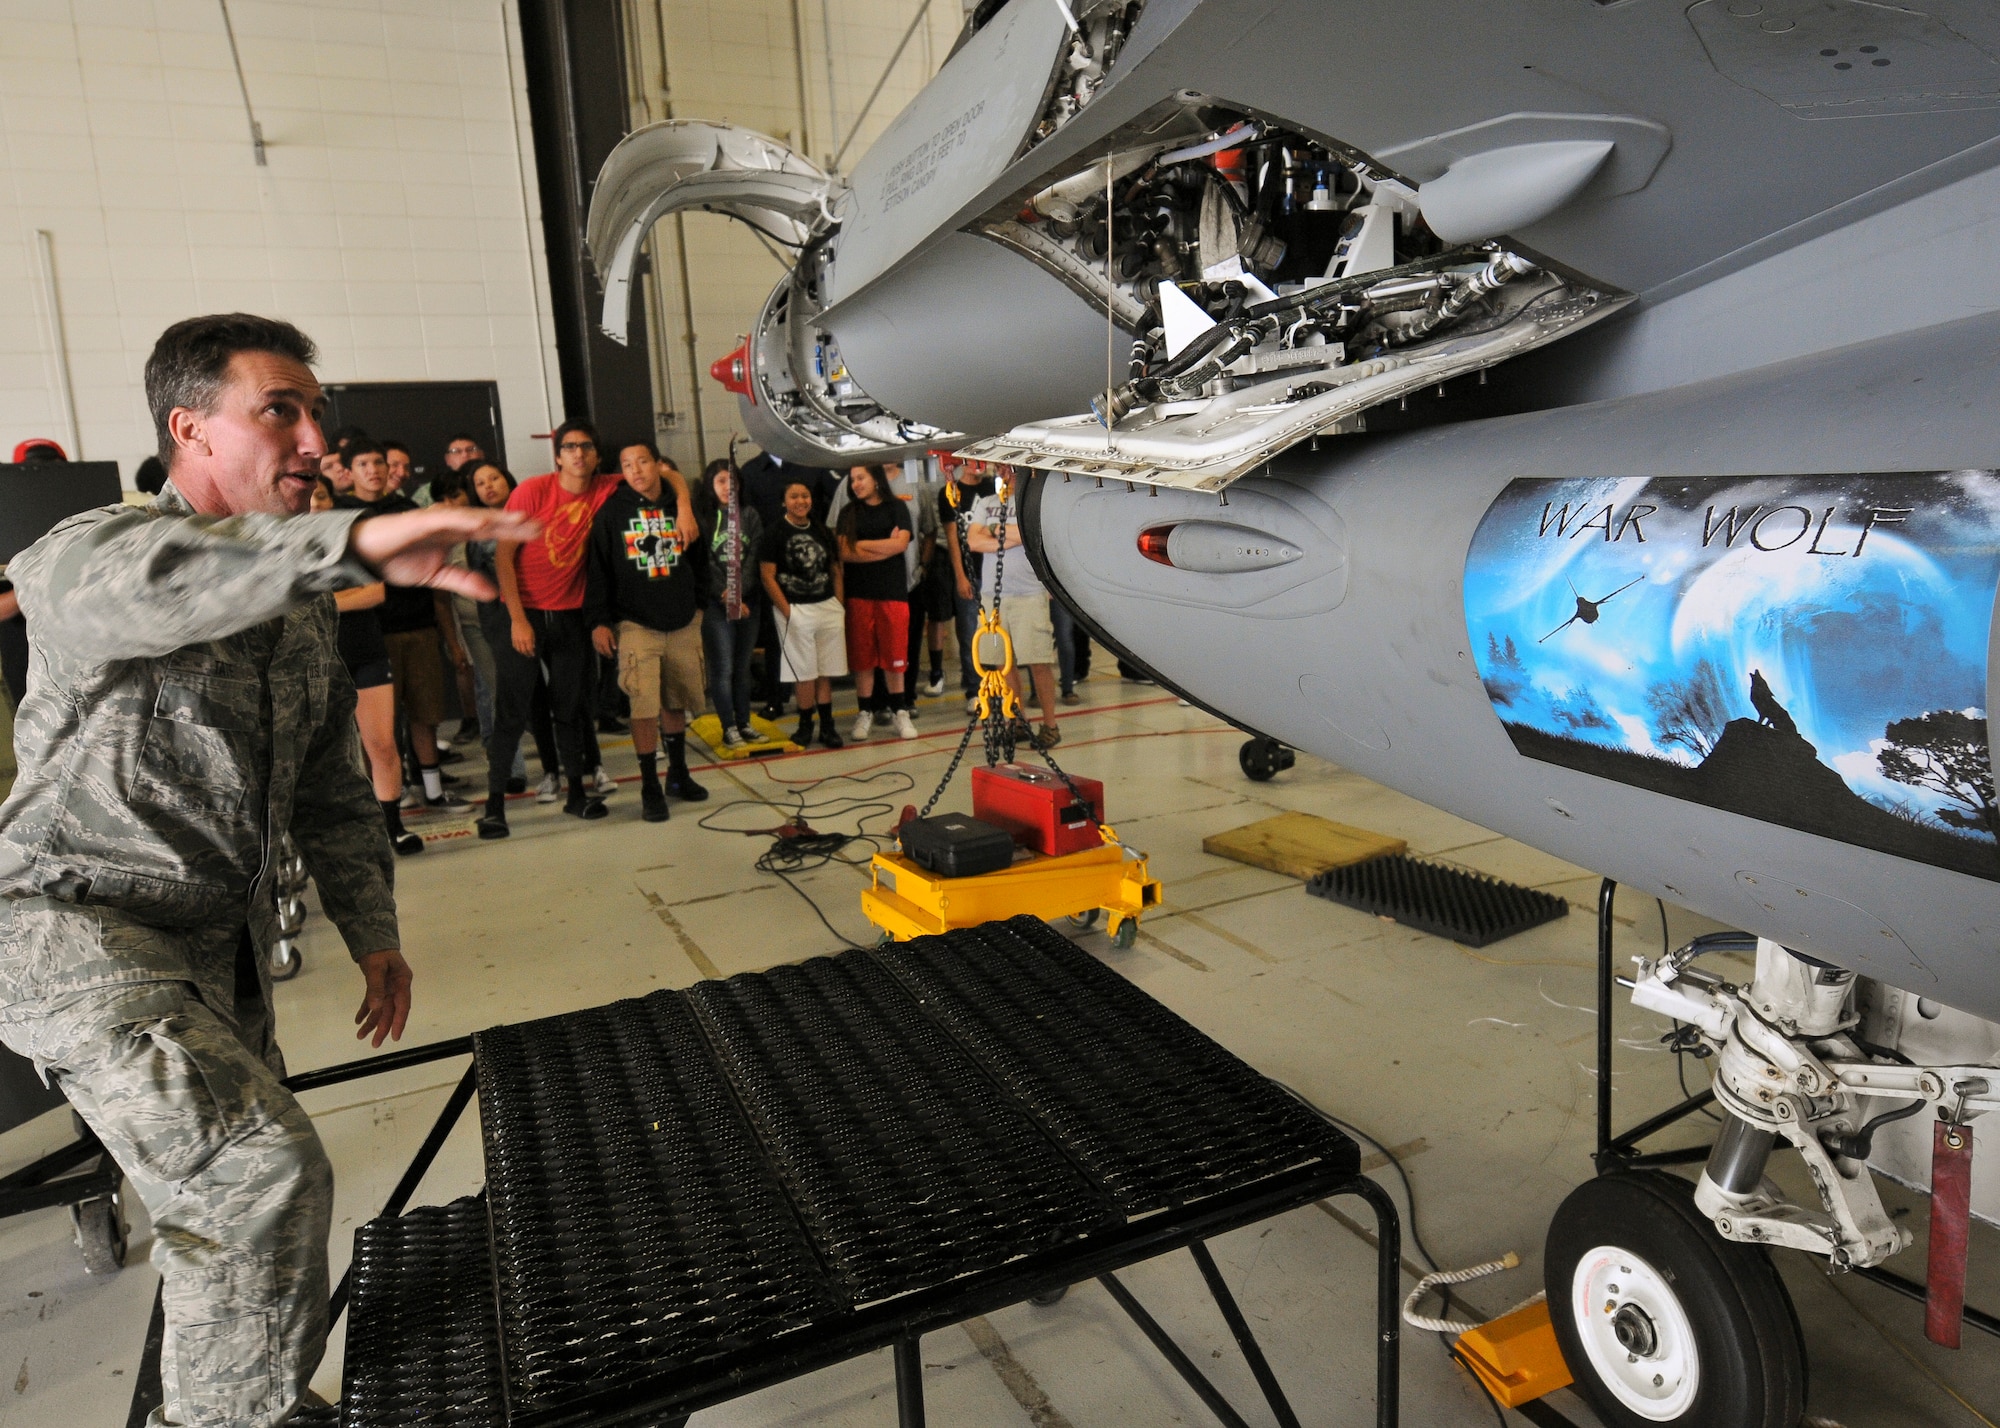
[{"left": 1571, "top": 1244, "right": 1699, "bottom": 1420}]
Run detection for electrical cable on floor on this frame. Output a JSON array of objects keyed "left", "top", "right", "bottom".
[
  {"left": 1268, "top": 1078, "right": 1510, "bottom": 1428},
  {"left": 698, "top": 770, "right": 917, "bottom": 950}
]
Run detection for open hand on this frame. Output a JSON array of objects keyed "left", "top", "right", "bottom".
[
  {"left": 354, "top": 948, "right": 413, "bottom": 1047},
  {"left": 348, "top": 507, "right": 540, "bottom": 603}
]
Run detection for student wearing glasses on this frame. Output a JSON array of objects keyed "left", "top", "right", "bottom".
[{"left": 478, "top": 421, "right": 691, "bottom": 837}]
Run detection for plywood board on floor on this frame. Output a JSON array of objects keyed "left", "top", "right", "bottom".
[{"left": 1201, "top": 810, "right": 1405, "bottom": 880}]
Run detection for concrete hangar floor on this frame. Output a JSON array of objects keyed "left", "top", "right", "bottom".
[{"left": 0, "top": 677, "right": 1994, "bottom": 1427}]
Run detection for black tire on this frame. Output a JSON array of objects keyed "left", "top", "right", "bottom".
[
  {"left": 269, "top": 941, "right": 302, "bottom": 982},
  {"left": 1546, "top": 1171, "right": 1805, "bottom": 1428},
  {"left": 1239, "top": 738, "right": 1278, "bottom": 781},
  {"left": 1027, "top": 1284, "right": 1068, "bottom": 1307},
  {"left": 1066, "top": 909, "right": 1102, "bottom": 930},
  {"left": 72, "top": 1192, "right": 127, "bottom": 1275},
  {"left": 1110, "top": 920, "right": 1137, "bottom": 951}
]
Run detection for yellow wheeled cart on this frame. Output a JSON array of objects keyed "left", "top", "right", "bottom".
[{"left": 863, "top": 841, "right": 1163, "bottom": 947}]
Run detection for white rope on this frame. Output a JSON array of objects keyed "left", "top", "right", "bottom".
[{"left": 1400, "top": 1250, "right": 1543, "bottom": 1335}]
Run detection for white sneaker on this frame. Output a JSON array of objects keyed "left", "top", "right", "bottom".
[
  {"left": 592, "top": 764, "right": 618, "bottom": 795},
  {"left": 850, "top": 710, "right": 875, "bottom": 741},
  {"left": 723, "top": 727, "right": 746, "bottom": 748},
  {"left": 922, "top": 673, "right": 945, "bottom": 697},
  {"left": 536, "top": 773, "right": 561, "bottom": 804},
  {"left": 893, "top": 709, "right": 918, "bottom": 740}
]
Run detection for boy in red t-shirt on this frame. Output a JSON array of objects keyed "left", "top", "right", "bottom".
[{"left": 477, "top": 420, "right": 691, "bottom": 837}]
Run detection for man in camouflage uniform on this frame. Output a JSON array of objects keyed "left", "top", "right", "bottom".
[{"left": 0, "top": 314, "right": 532, "bottom": 1426}]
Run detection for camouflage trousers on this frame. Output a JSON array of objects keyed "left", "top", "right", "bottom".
[{"left": 0, "top": 973, "right": 332, "bottom": 1426}]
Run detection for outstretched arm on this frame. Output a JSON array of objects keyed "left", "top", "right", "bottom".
[{"left": 9, "top": 504, "right": 536, "bottom": 664}]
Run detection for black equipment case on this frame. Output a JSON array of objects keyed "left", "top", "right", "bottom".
[{"left": 897, "top": 814, "right": 1016, "bottom": 878}]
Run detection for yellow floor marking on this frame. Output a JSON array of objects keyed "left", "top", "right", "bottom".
[
  {"left": 1135, "top": 929, "right": 1210, "bottom": 972},
  {"left": 1357, "top": 1136, "right": 1430, "bottom": 1173},
  {"left": 1175, "top": 910, "right": 1280, "bottom": 965},
  {"left": 961, "top": 1315, "right": 1077, "bottom": 1428},
  {"left": 639, "top": 887, "right": 722, "bottom": 979}
]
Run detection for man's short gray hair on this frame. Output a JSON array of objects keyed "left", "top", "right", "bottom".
[{"left": 145, "top": 313, "right": 317, "bottom": 469}]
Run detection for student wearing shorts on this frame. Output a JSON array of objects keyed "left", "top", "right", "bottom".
[
  {"left": 312, "top": 475, "right": 421, "bottom": 854},
  {"left": 967, "top": 477, "right": 1062, "bottom": 748},
  {"left": 585, "top": 444, "right": 710, "bottom": 821},
  {"left": 758, "top": 479, "right": 846, "bottom": 749},
  {"left": 834, "top": 464, "right": 917, "bottom": 741}
]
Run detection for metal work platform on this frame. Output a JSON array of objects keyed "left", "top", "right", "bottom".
[{"left": 336, "top": 915, "right": 1401, "bottom": 1427}]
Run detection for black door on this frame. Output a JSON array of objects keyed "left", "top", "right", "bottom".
[{"left": 321, "top": 381, "right": 507, "bottom": 489}]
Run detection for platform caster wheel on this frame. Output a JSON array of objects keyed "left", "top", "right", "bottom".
[
  {"left": 1546, "top": 1170, "right": 1804, "bottom": 1428},
  {"left": 1026, "top": 1284, "right": 1069, "bottom": 1307},
  {"left": 269, "top": 940, "right": 302, "bottom": 981},
  {"left": 1238, "top": 737, "right": 1294, "bottom": 783},
  {"left": 1066, "top": 909, "right": 1102, "bottom": 930},
  {"left": 71, "top": 1191, "right": 127, "bottom": 1276},
  {"left": 1110, "top": 920, "right": 1137, "bottom": 951}
]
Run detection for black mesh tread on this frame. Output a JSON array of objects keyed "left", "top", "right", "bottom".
[
  {"left": 473, "top": 991, "right": 840, "bottom": 1410},
  {"left": 1307, "top": 853, "right": 1569, "bottom": 947},
  {"left": 341, "top": 1196, "right": 502, "bottom": 1428},
  {"left": 686, "top": 951, "right": 1118, "bottom": 1303},
  {"left": 872, "top": 917, "right": 1356, "bottom": 1210}
]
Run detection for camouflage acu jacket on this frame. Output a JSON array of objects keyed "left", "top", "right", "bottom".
[{"left": 0, "top": 482, "right": 399, "bottom": 1013}]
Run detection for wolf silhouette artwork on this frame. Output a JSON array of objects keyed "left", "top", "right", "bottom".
[{"left": 1749, "top": 669, "right": 1798, "bottom": 737}]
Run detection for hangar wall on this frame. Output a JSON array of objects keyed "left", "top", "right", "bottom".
[
  {"left": 0, "top": 0, "right": 966, "bottom": 485},
  {"left": 0, "top": 0, "right": 568, "bottom": 483}
]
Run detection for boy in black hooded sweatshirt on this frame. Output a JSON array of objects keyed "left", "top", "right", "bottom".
[{"left": 585, "top": 443, "right": 708, "bottom": 820}]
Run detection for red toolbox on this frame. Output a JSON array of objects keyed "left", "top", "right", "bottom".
[{"left": 971, "top": 763, "right": 1105, "bottom": 857}]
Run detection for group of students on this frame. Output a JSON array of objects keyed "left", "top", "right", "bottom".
[{"left": 305, "top": 422, "right": 1086, "bottom": 856}]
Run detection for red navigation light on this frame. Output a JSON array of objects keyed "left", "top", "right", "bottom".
[
  {"left": 709, "top": 337, "right": 755, "bottom": 403},
  {"left": 1137, "top": 525, "right": 1177, "bottom": 566}
]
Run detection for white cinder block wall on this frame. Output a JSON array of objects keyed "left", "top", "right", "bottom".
[
  {"left": 0, "top": 0, "right": 968, "bottom": 485},
  {"left": 0, "top": 0, "right": 564, "bottom": 483}
]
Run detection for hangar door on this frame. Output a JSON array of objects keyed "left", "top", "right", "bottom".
[{"left": 322, "top": 380, "right": 506, "bottom": 488}]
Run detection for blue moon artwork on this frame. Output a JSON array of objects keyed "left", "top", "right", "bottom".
[{"left": 1464, "top": 473, "right": 2000, "bottom": 881}]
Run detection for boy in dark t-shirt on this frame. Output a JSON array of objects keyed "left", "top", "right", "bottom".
[
  {"left": 757, "top": 480, "right": 846, "bottom": 748},
  {"left": 835, "top": 464, "right": 916, "bottom": 741}
]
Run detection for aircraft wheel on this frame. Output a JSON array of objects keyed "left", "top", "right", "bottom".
[
  {"left": 71, "top": 1190, "right": 127, "bottom": 1275},
  {"left": 1238, "top": 737, "right": 1293, "bottom": 782},
  {"left": 1546, "top": 1171, "right": 1804, "bottom": 1428}
]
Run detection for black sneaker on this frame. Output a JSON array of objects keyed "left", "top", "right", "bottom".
[
  {"left": 476, "top": 815, "right": 509, "bottom": 840},
  {"left": 393, "top": 831, "right": 424, "bottom": 856},
  {"left": 760, "top": 701, "right": 786, "bottom": 721},
  {"left": 641, "top": 782, "right": 669, "bottom": 822},
  {"left": 505, "top": 775, "right": 527, "bottom": 795},
  {"left": 436, "top": 748, "right": 464, "bottom": 765},
  {"left": 793, "top": 721, "right": 815, "bottom": 746},
  {"left": 818, "top": 723, "right": 844, "bottom": 750},
  {"left": 666, "top": 770, "right": 708, "bottom": 802},
  {"left": 422, "top": 792, "right": 473, "bottom": 815},
  {"left": 563, "top": 796, "right": 610, "bottom": 821}
]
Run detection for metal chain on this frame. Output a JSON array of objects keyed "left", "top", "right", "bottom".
[{"left": 918, "top": 711, "right": 982, "bottom": 820}]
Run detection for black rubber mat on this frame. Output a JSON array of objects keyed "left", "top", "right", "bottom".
[
  {"left": 341, "top": 1196, "right": 501, "bottom": 1428},
  {"left": 687, "top": 951, "right": 1117, "bottom": 1303},
  {"left": 473, "top": 992, "right": 840, "bottom": 1412},
  {"left": 1308, "top": 853, "right": 1569, "bottom": 947},
  {"left": 347, "top": 918, "right": 1361, "bottom": 1425},
  {"left": 873, "top": 917, "right": 1356, "bottom": 1209}
]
